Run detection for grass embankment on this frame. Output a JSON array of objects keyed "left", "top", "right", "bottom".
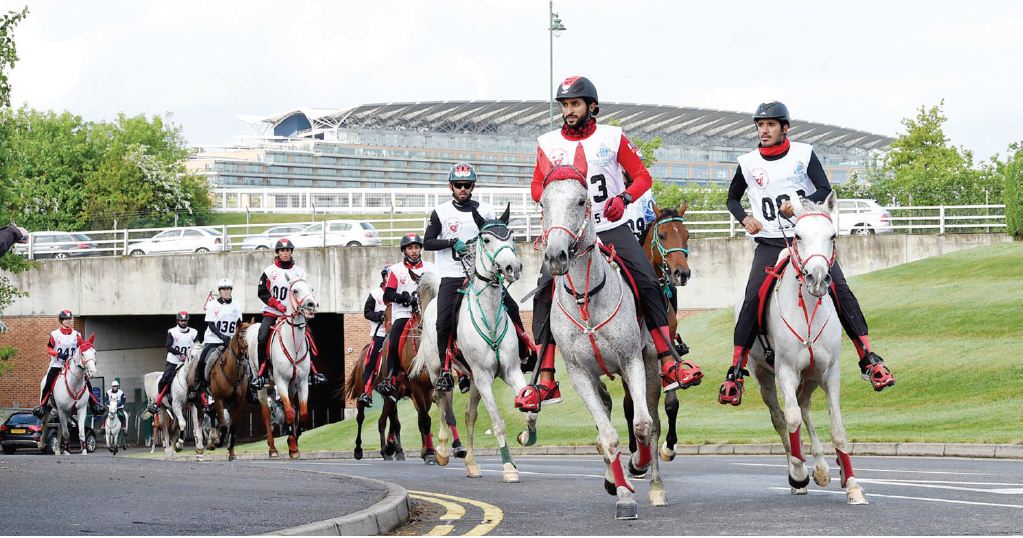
[{"left": 239, "top": 243, "right": 1023, "bottom": 453}]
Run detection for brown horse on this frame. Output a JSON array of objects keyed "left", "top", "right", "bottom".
[
  {"left": 207, "top": 319, "right": 253, "bottom": 461},
  {"left": 618, "top": 200, "right": 699, "bottom": 462},
  {"left": 342, "top": 343, "right": 404, "bottom": 460}
]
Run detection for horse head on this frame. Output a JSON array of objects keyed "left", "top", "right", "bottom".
[
  {"left": 472, "top": 203, "right": 522, "bottom": 282},
  {"left": 791, "top": 191, "right": 838, "bottom": 298},
  {"left": 537, "top": 143, "right": 594, "bottom": 275},
  {"left": 288, "top": 279, "right": 319, "bottom": 319},
  {"left": 107, "top": 399, "right": 119, "bottom": 419},
  {"left": 650, "top": 200, "right": 692, "bottom": 286},
  {"left": 79, "top": 335, "right": 98, "bottom": 379}
]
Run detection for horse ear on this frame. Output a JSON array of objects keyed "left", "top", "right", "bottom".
[
  {"left": 678, "top": 199, "right": 688, "bottom": 217},
  {"left": 472, "top": 209, "right": 486, "bottom": 229},
  {"left": 652, "top": 202, "right": 662, "bottom": 218},
  {"left": 572, "top": 143, "right": 588, "bottom": 179},
  {"left": 536, "top": 147, "right": 553, "bottom": 181},
  {"left": 499, "top": 202, "right": 511, "bottom": 224},
  {"left": 284, "top": 273, "right": 291, "bottom": 283},
  {"left": 88, "top": 333, "right": 96, "bottom": 344},
  {"left": 825, "top": 191, "right": 838, "bottom": 214}
]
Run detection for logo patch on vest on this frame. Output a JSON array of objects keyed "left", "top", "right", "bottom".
[
  {"left": 751, "top": 167, "right": 769, "bottom": 187},
  {"left": 596, "top": 143, "right": 612, "bottom": 165},
  {"left": 550, "top": 147, "right": 566, "bottom": 166},
  {"left": 446, "top": 217, "right": 461, "bottom": 234},
  {"left": 794, "top": 161, "right": 806, "bottom": 177}
]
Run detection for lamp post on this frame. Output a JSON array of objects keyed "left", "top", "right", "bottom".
[{"left": 549, "top": 1, "right": 566, "bottom": 127}]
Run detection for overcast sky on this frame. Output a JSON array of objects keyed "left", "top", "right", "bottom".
[{"left": 6, "top": 0, "right": 1021, "bottom": 161}]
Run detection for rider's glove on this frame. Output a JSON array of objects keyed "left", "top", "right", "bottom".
[
  {"left": 603, "top": 194, "right": 629, "bottom": 222},
  {"left": 57, "top": 349, "right": 69, "bottom": 361},
  {"left": 268, "top": 297, "right": 287, "bottom": 312},
  {"left": 452, "top": 239, "right": 469, "bottom": 256},
  {"left": 397, "top": 291, "right": 412, "bottom": 306}
]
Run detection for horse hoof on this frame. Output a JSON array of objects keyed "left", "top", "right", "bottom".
[
  {"left": 269, "top": 450, "right": 279, "bottom": 459},
  {"left": 791, "top": 487, "right": 808, "bottom": 495},
  {"left": 289, "top": 451, "right": 300, "bottom": 460},
  {"left": 396, "top": 451, "right": 406, "bottom": 461},
  {"left": 228, "top": 455, "right": 237, "bottom": 462},
  {"left": 453, "top": 446, "right": 467, "bottom": 459},
  {"left": 659, "top": 442, "right": 676, "bottom": 463},
  {"left": 196, "top": 454, "right": 204, "bottom": 462},
  {"left": 649, "top": 489, "right": 667, "bottom": 507},
  {"left": 503, "top": 470, "right": 520, "bottom": 483},
  {"left": 627, "top": 458, "right": 649, "bottom": 479},
  {"left": 423, "top": 454, "right": 437, "bottom": 465},
  {"left": 788, "top": 473, "right": 810, "bottom": 490},
  {"left": 813, "top": 466, "right": 831, "bottom": 487},
  {"left": 354, "top": 448, "right": 363, "bottom": 460},
  {"left": 615, "top": 499, "right": 639, "bottom": 520},
  {"left": 517, "top": 430, "right": 537, "bottom": 447},
  {"left": 847, "top": 486, "right": 869, "bottom": 505},
  {"left": 383, "top": 453, "right": 394, "bottom": 461},
  {"left": 604, "top": 479, "right": 617, "bottom": 496},
  {"left": 466, "top": 464, "right": 482, "bottom": 478}
]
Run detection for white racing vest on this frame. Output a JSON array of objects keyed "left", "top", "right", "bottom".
[
  {"left": 261, "top": 263, "right": 307, "bottom": 316},
  {"left": 49, "top": 329, "right": 81, "bottom": 368},
  {"left": 432, "top": 200, "right": 495, "bottom": 278},
  {"left": 537, "top": 124, "right": 628, "bottom": 232},
  {"left": 622, "top": 190, "right": 656, "bottom": 241},
  {"left": 386, "top": 261, "right": 433, "bottom": 321},
  {"left": 736, "top": 142, "right": 817, "bottom": 239},
  {"left": 368, "top": 287, "right": 386, "bottom": 338},
  {"left": 166, "top": 327, "right": 198, "bottom": 365},
  {"left": 204, "top": 300, "right": 242, "bottom": 344}
]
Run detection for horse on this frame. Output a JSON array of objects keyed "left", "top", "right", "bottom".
[
  {"left": 245, "top": 277, "right": 319, "bottom": 459},
  {"left": 207, "top": 319, "right": 253, "bottom": 461},
  {"left": 147, "top": 348, "right": 206, "bottom": 459},
  {"left": 143, "top": 371, "right": 165, "bottom": 454},
  {"left": 40, "top": 337, "right": 97, "bottom": 455},
  {"left": 538, "top": 143, "right": 665, "bottom": 519},
  {"left": 104, "top": 400, "right": 121, "bottom": 454},
  {"left": 746, "top": 193, "right": 867, "bottom": 505},
  {"left": 342, "top": 343, "right": 405, "bottom": 461},
  {"left": 412, "top": 207, "right": 537, "bottom": 482}
]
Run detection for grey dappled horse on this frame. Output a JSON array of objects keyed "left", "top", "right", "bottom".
[{"left": 40, "top": 339, "right": 97, "bottom": 455}]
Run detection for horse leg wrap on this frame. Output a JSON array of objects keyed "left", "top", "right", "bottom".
[
  {"left": 788, "top": 428, "right": 804, "bottom": 462},
  {"left": 499, "top": 445, "right": 513, "bottom": 466},
  {"left": 836, "top": 448, "right": 855, "bottom": 488},
  {"left": 423, "top": 433, "right": 434, "bottom": 450},
  {"left": 609, "top": 451, "right": 636, "bottom": 493},
  {"left": 636, "top": 442, "right": 652, "bottom": 470},
  {"left": 450, "top": 425, "right": 461, "bottom": 442}
]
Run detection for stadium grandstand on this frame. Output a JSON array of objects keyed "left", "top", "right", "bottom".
[{"left": 186, "top": 100, "right": 892, "bottom": 192}]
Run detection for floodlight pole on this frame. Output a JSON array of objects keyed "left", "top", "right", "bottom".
[{"left": 548, "top": 2, "right": 566, "bottom": 128}]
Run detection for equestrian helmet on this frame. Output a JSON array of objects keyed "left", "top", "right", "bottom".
[
  {"left": 400, "top": 233, "right": 423, "bottom": 250},
  {"left": 111, "top": 380, "right": 120, "bottom": 388},
  {"left": 448, "top": 162, "right": 477, "bottom": 183},
  {"left": 274, "top": 238, "right": 295, "bottom": 252},
  {"left": 58, "top": 309, "right": 73, "bottom": 320},
  {"left": 380, "top": 265, "right": 390, "bottom": 280},
  {"left": 217, "top": 278, "right": 233, "bottom": 290},
  {"left": 753, "top": 101, "right": 790, "bottom": 125},
  {"left": 556, "top": 76, "right": 599, "bottom": 114},
  {"left": 176, "top": 311, "right": 190, "bottom": 322}
]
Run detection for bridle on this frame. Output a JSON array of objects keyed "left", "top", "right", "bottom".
[
  {"left": 464, "top": 223, "right": 515, "bottom": 369},
  {"left": 272, "top": 279, "right": 318, "bottom": 383},
  {"left": 62, "top": 349, "right": 94, "bottom": 403},
  {"left": 649, "top": 214, "right": 690, "bottom": 287}
]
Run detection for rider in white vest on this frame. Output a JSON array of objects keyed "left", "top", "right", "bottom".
[
  {"left": 717, "top": 101, "right": 895, "bottom": 406},
  {"left": 34, "top": 309, "right": 104, "bottom": 417},
  {"left": 251, "top": 238, "right": 326, "bottom": 393},
  {"left": 192, "top": 278, "right": 242, "bottom": 409},
  {"left": 623, "top": 190, "right": 656, "bottom": 242},
  {"left": 106, "top": 380, "right": 127, "bottom": 425},
  {"left": 375, "top": 233, "right": 433, "bottom": 400},
  {"left": 424, "top": 162, "right": 537, "bottom": 394},
  {"left": 516, "top": 76, "right": 700, "bottom": 412},
  {"left": 357, "top": 266, "right": 389, "bottom": 407},
  {"left": 148, "top": 311, "right": 198, "bottom": 413}
]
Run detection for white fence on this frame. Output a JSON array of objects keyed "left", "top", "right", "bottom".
[
  {"left": 211, "top": 187, "right": 537, "bottom": 215},
  {"left": 14, "top": 199, "right": 1008, "bottom": 260}
]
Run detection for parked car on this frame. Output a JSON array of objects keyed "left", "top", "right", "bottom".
[
  {"left": 239, "top": 224, "right": 309, "bottom": 250},
  {"left": 126, "top": 227, "right": 231, "bottom": 256},
  {"left": 11, "top": 231, "right": 99, "bottom": 260},
  {"left": 837, "top": 199, "right": 894, "bottom": 236},
  {"left": 293, "top": 220, "right": 381, "bottom": 248},
  {"left": 0, "top": 411, "right": 97, "bottom": 454}
]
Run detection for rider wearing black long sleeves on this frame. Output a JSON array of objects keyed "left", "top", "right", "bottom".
[
  {"left": 357, "top": 267, "right": 388, "bottom": 407},
  {"left": 718, "top": 101, "right": 894, "bottom": 406}
]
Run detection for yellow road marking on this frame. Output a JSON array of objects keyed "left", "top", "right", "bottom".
[
  {"left": 409, "top": 490, "right": 503, "bottom": 536},
  {"left": 409, "top": 493, "right": 467, "bottom": 520}
]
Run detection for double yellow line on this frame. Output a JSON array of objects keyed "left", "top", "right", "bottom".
[{"left": 407, "top": 490, "right": 503, "bottom": 536}]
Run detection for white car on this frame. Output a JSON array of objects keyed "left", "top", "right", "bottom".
[
  {"left": 837, "top": 199, "right": 894, "bottom": 236},
  {"left": 126, "top": 227, "right": 231, "bottom": 256},
  {"left": 293, "top": 220, "right": 382, "bottom": 248},
  {"left": 239, "top": 224, "right": 309, "bottom": 250}
]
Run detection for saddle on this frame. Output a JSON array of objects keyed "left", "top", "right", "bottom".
[{"left": 756, "top": 252, "right": 793, "bottom": 335}]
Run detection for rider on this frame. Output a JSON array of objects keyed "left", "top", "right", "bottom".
[
  {"left": 193, "top": 278, "right": 242, "bottom": 409},
  {"left": 515, "top": 75, "right": 699, "bottom": 412},
  {"left": 718, "top": 101, "right": 896, "bottom": 405},
  {"left": 425, "top": 162, "right": 536, "bottom": 393},
  {"left": 251, "top": 238, "right": 326, "bottom": 393},
  {"left": 375, "top": 233, "right": 432, "bottom": 400},
  {"left": 105, "top": 380, "right": 127, "bottom": 425},
  {"left": 357, "top": 266, "right": 389, "bottom": 407},
  {"left": 149, "top": 311, "right": 198, "bottom": 413},
  {"left": 35, "top": 309, "right": 104, "bottom": 417}
]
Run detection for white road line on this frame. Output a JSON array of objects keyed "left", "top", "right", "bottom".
[
  {"left": 444, "top": 467, "right": 604, "bottom": 479},
  {"left": 770, "top": 487, "right": 1023, "bottom": 509},
  {"left": 857, "top": 479, "right": 1023, "bottom": 495},
  {"left": 246, "top": 461, "right": 372, "bottom": 466},
  {"left": 733, "top": 462, "right": 994, "bottom": 476},
  {"left": 862, "top": 478, "right": 1023, "bottom": 487}
]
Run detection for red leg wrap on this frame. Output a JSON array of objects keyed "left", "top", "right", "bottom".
[
  {"left": 836, "top": 448, "right": 855, "bottom": 488},
  {"left": 423, "top": 433, "right": 434, "bottom": 450},
  {"left": 636, "top": 442, "right": 652, "bottom": 469},
  {"left": 609, "top": 452, "right": 635, "bottom": 493},
  {"left": 450, "top": 425, "right": 460, "bottom": 442},
  {"left": 788, "top": 428, "right": 804, "bottom": 462}
]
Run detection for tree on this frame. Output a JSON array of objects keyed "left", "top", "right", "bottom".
[{"left": 986, "top": 142, "right": 1023, "bottom": 238}]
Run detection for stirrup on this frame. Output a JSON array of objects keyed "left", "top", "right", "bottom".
[
  {"left": 717, "top": 366, "right": 749, "bottom": 406},
  {"left": 436, "top": 371, "right": 454, "bottom": 392},
  {"left": 357, "top": 393, "right": 373, "bottom": 407},
  {"left": 458, "top": 374, "right": 471, "bottom": 394},
  {"left": 858, "top": 352, "right": 895, "bottom": 391}
]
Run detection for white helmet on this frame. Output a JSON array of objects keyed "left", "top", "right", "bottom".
[
  {"left": 111, "top": 380, "right": 120, "bottom": 388},
  {"left": 217, "top": 278, "right": 233, "bottom": 290}
]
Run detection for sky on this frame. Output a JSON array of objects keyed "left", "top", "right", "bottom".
[{"left": 5, "top": 0, "right": 1022, "bottom": 162}]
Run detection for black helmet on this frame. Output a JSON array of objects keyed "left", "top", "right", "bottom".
[
  {"left": 176, "top": 311, "right": 190, "bottom": 322},
  {"left": 448, "top": 162, "right": 477, "bottom": 183},
  {"left": 274, "top": 238, "right": 295, "bottom": 252},
  {"left": 380, "top": 265, "right": 390, "bottom": 280},
  {"left": 399, "top": 233, "right": 423, "bottom": 250},
  {"left": 753, "top": 101, "right": 790, "bottom": 125},
  {"left": 556, "top": 76, "right": 599, "bottom": 115},
  {"left": 58, "top": 309, "right": 73, "bottom": 321}
]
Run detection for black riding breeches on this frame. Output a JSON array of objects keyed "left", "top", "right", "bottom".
[
  {"left": 40, "top": 366, "right": 61, "bottom": 401},
  {"left": 733, "top": 238, "right": 869, "bottom": 349},
  {"left": 256, "top": 314, "right": 276, "bottom": 373},
  {"left": 198, "top": 343, "right": 222, "bottom": 387},
  {"left": 435, "top": 277, "right": 465, "bottom": 362},
  {"left": 385, "top": 317, "right": 411, "bottom": 378},
  {"left": 363, "top": 335, "right": 385, "bottom": 386},
  {"left": 157, "top": 361, "right": 177, "bottom": 395}
]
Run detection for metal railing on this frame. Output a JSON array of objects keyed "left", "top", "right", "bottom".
[{"left": 12, "top": 204, "right": 1007, "bottom": 261}]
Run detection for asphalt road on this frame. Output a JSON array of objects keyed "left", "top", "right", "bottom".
[{"left": 256, "top": 453, "right": 1023, "bottom": 536}]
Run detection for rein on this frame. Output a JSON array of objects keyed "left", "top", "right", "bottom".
[
  {"left": 465, "top": 225, "right": 513, "bottom": 370},
  {"left": 61, "top": 352, "right": 93, "bottom": 404},
  {"left": 271, "top": 279, "right": 318, "bottom": 384}
]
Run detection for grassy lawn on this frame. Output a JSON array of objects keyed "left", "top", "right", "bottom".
[{"left": 238, "top": 242, "right": 1023, "bottom": 454}]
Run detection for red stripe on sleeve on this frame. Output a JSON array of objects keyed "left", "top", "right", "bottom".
[
  {"left": 618, "top": 134, "right": 652, "bottom": 200},
  {"left": 531, "top": 147, "right": 546, "bottom": 202}
]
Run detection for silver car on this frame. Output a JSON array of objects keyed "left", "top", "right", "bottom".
[
  {"left": 13, "top": 231, "right": 99, "bottom": 260},
  {"left": 125, "top": 227, "right": 231, "bottom": 256},
  {"left": 294, "top": 220, "right": 381, "bottom": 248},
  {"left": 239, "top": 224, "right": 309, "bottom": 250},
  {"left": 837, "top": 199, "right": 894, "bottom": 236}
]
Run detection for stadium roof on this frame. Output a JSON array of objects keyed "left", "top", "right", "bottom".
[{"left": 255, "top": 100, "right": 892, "bottom": 151}]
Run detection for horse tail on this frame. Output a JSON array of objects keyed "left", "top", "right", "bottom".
[
  {"left": 342, "top": 345, "right": 369, "bottom": 401},
  {"left": 418, "top": 270, "right": 440, "bottom": 313}
]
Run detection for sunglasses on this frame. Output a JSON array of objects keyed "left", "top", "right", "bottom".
[{"left": 452, "top": 182, "right": 474, "bottom": 190}]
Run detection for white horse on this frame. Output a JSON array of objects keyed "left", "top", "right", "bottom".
[
  {"left": 412, "top": 206, "right": 538, "bottom": 482},
  {"left": 747, "top": 192, "right": 867, "bottom": 505},
  {"left": 246, "top": 277, "right": 318, "bottom": 459},
  {"left": 40, "top": 338, "right": 97, "bottom": 455},
  {"left": 104, "top": 400, "right": 121, "bottom": 454},
  {"left": 143, "top": 371, "right": 165, "bottom": 454},
  {"left": 538, "top": 144, "right": 665, "bottom": 519},
  {"left": 146, "top": 349, "right": 205, "bottom": 459}
]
